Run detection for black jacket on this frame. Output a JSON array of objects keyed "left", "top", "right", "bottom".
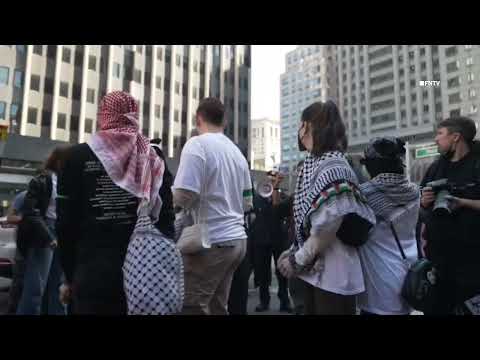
[
  {"left": 18, "top": 172, "right": 55, "bottom": 252},
  {"left": 420, "top": 145, "right": 480, "bottom": 303}
]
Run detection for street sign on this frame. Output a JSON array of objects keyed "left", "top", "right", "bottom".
[{"left": 415, "top": 146, "right": 439, "bottom": 159}]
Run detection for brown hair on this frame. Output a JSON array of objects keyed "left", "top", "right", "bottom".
[
  {"left": 44, "top": 145, "right": 71, "bottom": 173},
  {"left": 196, "top": 97, "right": 225, "bottom": 127},
  {"left": 438, "top": 116, "right": 477, "bottom": 145},
  {"left": 301, "top": 100, "right": 348, "bottom": 156}
]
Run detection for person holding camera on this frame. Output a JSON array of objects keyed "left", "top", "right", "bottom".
[{"left": 420, "top": 116, "right": 480, "bottom": 314}]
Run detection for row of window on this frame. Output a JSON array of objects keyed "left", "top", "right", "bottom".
[
  {"left": 0, "top": 67, "right": 24, "bottom": 88},
  {"left": 0, "top": 102, "right": 19, "bottom": 121}
]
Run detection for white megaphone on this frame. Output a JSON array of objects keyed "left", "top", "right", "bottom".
[{"left": 257, "top": 178, "right": 274, "bottom": 198}]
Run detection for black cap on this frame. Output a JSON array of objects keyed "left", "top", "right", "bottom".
[{"left": 363, "top": 137, "right": 405, "bottom": 161}]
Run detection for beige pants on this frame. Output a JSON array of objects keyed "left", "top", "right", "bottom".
[
  {"left": 302, "top": 280, "right": 356, "bottom": 315},
  {"left": 181, "top": 240, "right": 246, "bottom": 315}
]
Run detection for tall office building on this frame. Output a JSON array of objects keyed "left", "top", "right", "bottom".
[
  {"left": 438, "top": 45, "right": 480, "bottom": 123},
  {"left": 0, "top": 45, "right": 251, "bottom": 160},
  {"left": 279, "top": 45, "right": 338, "bottom": 170},
  {"left": 251, "top": 117, "right": 280, "bottom": 171},
  {"left": 337, "top": 45, "right": 480, "bottom": 153},
  {"left": 337, "top": 45, "right": 445, "bottom": 153}
]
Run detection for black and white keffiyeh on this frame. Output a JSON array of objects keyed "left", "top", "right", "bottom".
[
  {"left": 292, "top": 151, "right": 362, "bottom": 248},
  {"left": 359, "top": 173, "right": 419, "bottom": 221},
  {"left": 123, "top": 205, "right": 184, "bottom": 315}
]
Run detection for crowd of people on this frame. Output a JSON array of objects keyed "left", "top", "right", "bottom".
[{"left": 4, "top": 91, "right": 480, "bottom": 315}]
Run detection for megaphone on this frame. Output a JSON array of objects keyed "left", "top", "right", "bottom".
[{"left": 257, "top": 178, "right": 274, "bottom": 198}]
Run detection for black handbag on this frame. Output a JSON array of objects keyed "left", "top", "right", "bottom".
[{"left": 387, "top": 220, "right": 437, "bottom": 312}]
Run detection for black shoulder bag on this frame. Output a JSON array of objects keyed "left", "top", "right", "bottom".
[{"left": 382, "top": 217, "right": 436, "bottom": 312}]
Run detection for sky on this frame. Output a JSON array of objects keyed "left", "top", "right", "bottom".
[{"left": 251, "top": 45, "right": 297, "bottom": 121}]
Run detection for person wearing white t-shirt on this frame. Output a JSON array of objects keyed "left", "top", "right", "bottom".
[{"left": 173, "top": 98, "right": 253, "bottom": 315}]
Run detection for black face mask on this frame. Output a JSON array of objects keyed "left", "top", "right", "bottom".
[{"left": 440, "top": 142, "right": 456, "bottom": 160}]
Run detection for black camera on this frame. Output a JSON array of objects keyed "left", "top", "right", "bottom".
[
  {"left": 425, "top": 179, "right": 452, "bottom": 215},
  {"left": 425, "top": 179, "right": 480, "bottom": 215}
]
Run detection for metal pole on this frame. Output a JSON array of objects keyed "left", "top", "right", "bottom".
[{"left": 405, "top": 141, "right": 411, "bottom": 182}]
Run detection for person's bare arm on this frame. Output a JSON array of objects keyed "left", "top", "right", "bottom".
[
  {"left": 173, "top": 189, "right": 199, "bottom": 210},
  {"left": 6, "top": 208, "right": 22, "bottom": 225}
]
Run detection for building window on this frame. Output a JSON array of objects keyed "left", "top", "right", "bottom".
[
  {"left": 85, "top": 118, "right": 93, "bottom": 133},
  {"left": 465, "top": 45, "right": 473, "bottom": 50},
  {"left": 42, "top": 111, "right": 52, "bottom": 127},
  {"left": 466, "top": 57, "right": 474, "bottom": 66},
  {"left": 16, "top": 45, "right": 25, "bottom": 52},
  {"left": 89, "top": 55, "right": 97, "bottom": 71},
  {"left": 60, "top": 82, "right": 69, "bottom": 98},
  {"left": 72, "top": 85, "right": 81, "bottom": 100},
  {"left": 10, "top": 103, "right": 19, "bottom": 120},
  {"left": 157, "top": 47, "right": 163, "bottom": 61},
  {"left": 155, "top": 105, "right": 161, "bottom": 118},
  {"left": 176, "top": 54, "right": 181, "bottom": 66},
  {"left": 113, "top": 62, "right": 121, "bottom": 78},
  {"left": 448, "top": 76, "right": 460, "bottom": 88},
  {"left": 44, "top": 77, "right": 54, "bottom": 94},
  {"left": 0, "top": 66, "right": 9, "bottom": 86},
  {"left": 87, "top": 88, "right": 95, "bottom": 103},
  {"left": 469, "top": 88, "right": 476, "bottom": 99},
  {"left": 133, "top": 69, "right": 142, "bottom": 83},
  {"left": 193, "top": 61, "right": 198, "bottom": 72},
  {"left": 468, "top": 72, "right": 475, "bottom": 82},
  {"left": 0, "top": 102, "right": 5, "bottom": 120},
  {"left": 174, "top": 110, "right": 179, "bottom": 122},
  {"left": 449, "top": 92, "right": 461, "bottom": 104},
  {"left": 99, "top": 58, "right": 106, "bottom": 73},
  {"left": 123, "top": 66, "right": 132, "bottom": 81},
  {"left": 33, "top": 45, "right": 43, "bottom": 55},
  {"left": 193, "top": 86, "right": 197, "bottom": 99},
  {"left": 156, "top": 76, "right": 162, "bottom": 89},
  {"left": 136, "top": 45, "right": 143, "bottom": 54},
  {"left": 27, "top": 107, "right": 38, "bottom": 124},
  {"left": 175, "top": 82, "right": 180, "bottom": 94},
  {"left": 445, "top": 46, "right": 457, "bottom": 57},
  {"left": 450, "top": 109, "right": 461, "bottom": 117},
  {"left": 57, "top": 113, "right": 67, "bottom": 129},
  {"left": 47, "top": 46, "right": 56, "bottom": 58},
  {"left": 447, "top": 61, "right": 460, "bottom": 73},
  {"left": 14, "top": 70, "right": 23, "bottom": 88},
  {"left": 471, "top": 104, "right": 478, "bottom": 114},
  {"left": 30, "top": 74, "right": 40, "bottom": 91},
  {"left": 62, "top": 47, "right": 71, "bottom": 63}
]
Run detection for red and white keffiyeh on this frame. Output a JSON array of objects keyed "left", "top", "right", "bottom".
[{"left": 87, "top": 91, "right": 165, "bottom": 221}]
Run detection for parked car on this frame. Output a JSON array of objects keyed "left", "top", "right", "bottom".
[{"left": 0, "top": 217, "right": 16, "bottom": 280}]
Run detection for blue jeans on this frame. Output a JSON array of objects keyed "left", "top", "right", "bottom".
[{"left": 16, "top": 219, "right": 66, "bottom": 315}]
